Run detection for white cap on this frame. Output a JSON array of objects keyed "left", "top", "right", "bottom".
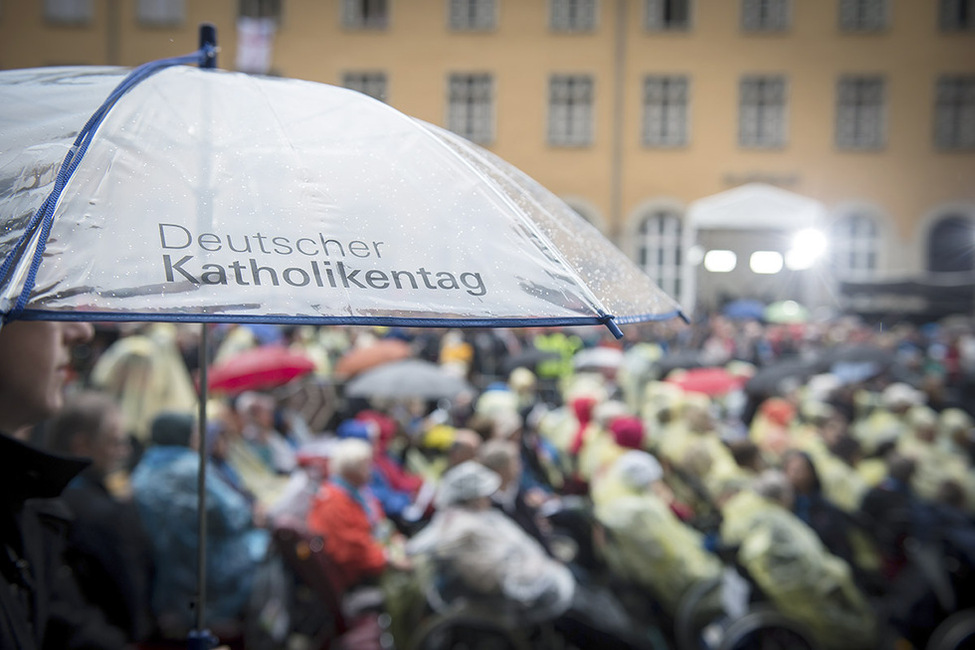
[
  {"left": 435, "top": 460, "right": 502, "bottom": 507},
  {"left": 615, "top": 450, "right": 663, "bottom": 491},
  {"left": 882, "top": 382, "right": 923, "bottom": 409}
]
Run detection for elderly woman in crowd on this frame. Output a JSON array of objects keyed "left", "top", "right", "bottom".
[
  {"left": 407, "top": 460, "right": 654, "bottom": 649},
  {"left": 593, "top": 450, "right": 722, "bottom": 617},
  {"left": 405, "top": 460, "right": 572, "bottom": 621},
  {"left": 305, "top": 437, "right": 410, "bottom": 593}
]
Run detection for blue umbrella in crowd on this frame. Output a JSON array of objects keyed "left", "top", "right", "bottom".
[{"left": 722, "top": 298, "right": 766, "bottom": 322}]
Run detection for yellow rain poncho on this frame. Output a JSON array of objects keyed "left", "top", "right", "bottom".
[
  {"left": 655, "top": 392, "right": 713, "bottom": 463},
  {"left": 658, "top": 426, "right": 743, "bottom": 501},
  {"left": 793, "top": 435, "right": 869, "bottom": 513},
  {"left": 720, "top": 490, "right": 877, "bottom": 650},
  {"left": 212, "top": 323, "right": 258, "bottom": 363},
  {"left": 224, "top": 434, "right": 291, "bottom": 507},
  {"left": 748, "top": 397, "right": 798, "bottom": 462},
  {"left": 536, "top": 404, "right": 579, "bottom": 459},
  {"left": 288, "top": 325, "right": 332, "bottom": 375},
  {"left": 639, "top": 380, "right": 684, "bottom": 440},
  {"left": 618, "top": 342, "right": 663, "bottom": 413},
  {"left": 898, "top": 429, "right": 975, "bottom": 507},
  {"left": 852, "top": 384, "right": 922, "bottom": 455},
  {"left": 90, "top": 324, "right": 197, "bottom": 442},
  {"left": 594, "top": 452, "right": 722, "bottom": 615},
  {"left": 576, "top": 429, "right": 626, "bottom": 484}
]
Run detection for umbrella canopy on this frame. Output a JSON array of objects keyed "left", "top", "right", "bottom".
[
  {"left": 0, "top": 42, "right": 682, "bottom": 640},
  {"left": 0, "top": 63, "right": 683, "bottom": 336},
  {"left": 815, "top": 344, "right": 916, "bottom": 386},
  {"left": 722, "top": 298, "right": 766, "bottom": 321},
  {"left": 343, "top": 359, "right": 474, "bottom": 401},
  {"left": 652, "top": 350, "right": 705, "bottom": 378},
  {"left": 207, "top": 345, "right": 315, "bottom": 394},
  {"left": 572, "top": 346, "right": 624, "bottom": 371},
  {"left": 813, "top": 344, "right": 894, "bottom": 369},
  {"left": 665, "top": 367, "right": 747, "bottom": 397},
  {"left": 745, "top": 357, "right": 821, "bottom": 397},
  {"left": 764, "top": 300, "right": 810, "bottom": 324},
  {"left": 334, "top": 338, "right": 413, "bottom": 379},
  {"left": 500, "top": 348, "right": 562, "bottom": 376}
]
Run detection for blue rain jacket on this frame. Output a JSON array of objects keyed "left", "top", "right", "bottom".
[{"left": 131, "top": 446, "right": 270, "bottom": 630}]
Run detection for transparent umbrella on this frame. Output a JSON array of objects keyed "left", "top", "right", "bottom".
[
  {"left": 0, "top": 27, "right": 684, "bottom": 647},
  {"left": 0, "top": 58, "right": 683, "bottom": 334}
]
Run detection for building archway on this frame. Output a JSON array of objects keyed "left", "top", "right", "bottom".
[
  {"left": 927, "top": 213, "right": 975, "bottom": 273},
  {"left": 627, "top": 199, "right": 686, "bottom": 305},
  {"left": 827, "top": 203, "right": 888, "bottom": 281}
]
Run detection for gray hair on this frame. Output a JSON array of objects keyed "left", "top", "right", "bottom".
[
  {"left": 478, "top": 438, "right": 518, "bottom": 474},
  {"left": 330, "top": 438, "right": 373, "bottom": 479},
  {"left": 48, "top": 391, "right": 118, "bottom": 454},
  {"left": 752, "top": 469, "right": 794, "bottom": 507}
]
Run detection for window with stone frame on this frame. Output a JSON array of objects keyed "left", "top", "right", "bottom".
[
  {"left": 343, "top": 71, "right": 388, "bottom": 102},
  {"left": 738, "top": 75, "right": 787, "bottom": 148},
  {"left": 343, "top": 0, "right": 388, "bottom": 29},
  {"left": 637, "top": 210, "right": 683, "bottom": 300},
  {"left": 551, "top": 0, "right": 598, "bottom": 32},
  {"left": 836, "top": 75, "right": 886, "bottom": 150},
  {"left": 448, "top": 73, "right": 494, "bottom": 144},
  {"left": 934, "top": 75, "right": 975, "bottom": 150},
  {"left": 838, "top": 0, "right": 888, "bottom": 32},
  {"left": 448, "top": 0, "right": 496, "bottom": 31},
  {"left": 741, "top": 0, "right": 790, "bottom": 32},
  {"left": 645, "top": 0, "right": 690, "bottom": 31},
  {"left": 830, "top": 213, "right": 881, "bottom": 280},
  {"left": 643, "top": 75, "right": 689, "bottom": 147},
  {"left": 548, "top": 74, "right": 594, "bottom": 147}
]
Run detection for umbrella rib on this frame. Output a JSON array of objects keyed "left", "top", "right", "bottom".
[
  {"left": 3, "top": 49, "right": 211, "bottom": 320},
  {"left": 411, "top": 123, "right": 616, "bottom": 326},
  {"left": 14, "top": 307, "right": 616, "bottom": 329}
]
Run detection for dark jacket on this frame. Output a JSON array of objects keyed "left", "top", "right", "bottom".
[
  {"left": 61, "top": 467, "right": 155, "bottom": 641},
  {"left": 491, "top": 487, "right": 554, "bottom": 557},
  {"left": 793, "top": 492, "right": 857, "bottom": 566},
  {"left": 859, "top": 477, "right": 916, "bottom": 579},
  {"left": 0, "top": 433, "right": 128, "bottom": 650}
]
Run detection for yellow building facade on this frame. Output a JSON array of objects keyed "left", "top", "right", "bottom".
[{"left": 2, "top": 0, "right": 974, "bottom": 317}]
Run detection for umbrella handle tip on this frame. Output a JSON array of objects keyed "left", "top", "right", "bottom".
[
  {"left": 602, "top": 316, "right": 624, "bottom": 340},
  {"left": 198, "top": 23, "right": 218, "bottom": 68}
]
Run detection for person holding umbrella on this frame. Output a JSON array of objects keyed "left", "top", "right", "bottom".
[{"left": 0, "top": 320, "right": 136, "bottom": 649}]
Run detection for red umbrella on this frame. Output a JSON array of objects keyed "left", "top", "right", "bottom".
[
  {"left": 665, "top": 367, "right": 747, "bottom": 397},
  {"left": 208, "top": 345, "right": 316, "bottom": 394},
  {"left": 334, "top": 338, "right": 413, "bottom": 379}
]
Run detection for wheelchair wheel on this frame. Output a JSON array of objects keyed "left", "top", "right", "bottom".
[
  {"left": 926, "top": 609, "right": 975, "bottom": 650},
  {"left": 717, "top": 607, "right": 819, "bottom": 650},
  {"left": 407, "top": 609, "right": 533, "bottom": 650},
  {"left": 674, "top": 577, "right": 725, "bottom": 650}
]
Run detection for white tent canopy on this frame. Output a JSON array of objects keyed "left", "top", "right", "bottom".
[
  {"left": 682, "top": 183, "right": 828, "bottom": 314},
  {"left": 686, "top": 182, "right": 826, "bottom": 231}
]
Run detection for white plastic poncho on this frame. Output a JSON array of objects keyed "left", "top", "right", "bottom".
[{"left": 406, "top": 507, "right": 574, "bottom": 623}]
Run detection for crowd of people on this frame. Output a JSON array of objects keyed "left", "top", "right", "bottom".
[{"left": 3, "top": 312, "right": 975, "bottom": 649}]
